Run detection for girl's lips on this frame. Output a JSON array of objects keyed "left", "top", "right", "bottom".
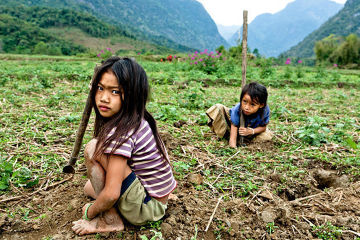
[{"left": 99, "top": 106, "right": 110, "bottom": 111}]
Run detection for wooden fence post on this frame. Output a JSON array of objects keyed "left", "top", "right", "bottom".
[{"left": 239, "top": 10, "right": 248, "bottom": 146}]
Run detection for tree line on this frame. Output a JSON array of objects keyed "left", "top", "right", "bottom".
[{"left": 315, "top": 34, "right": 360, "bottom": 67}]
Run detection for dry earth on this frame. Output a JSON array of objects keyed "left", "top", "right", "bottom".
[{"left": 1, "top": 133, "right": 360, "bottom": 240}]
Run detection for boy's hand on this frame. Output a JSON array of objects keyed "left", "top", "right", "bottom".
[{"left": 238, "top": 127, "right": 253, "bottom": 136}]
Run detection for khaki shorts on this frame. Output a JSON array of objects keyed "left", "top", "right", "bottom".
[
  {"left": 206, "top": 103, "right": 273, "bottom": 143},
  {"left": 116, "top": 172, "right": 167, "bottom": 226}
]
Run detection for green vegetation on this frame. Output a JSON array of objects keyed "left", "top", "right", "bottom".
[
  {"left": 0, "top": 0, "right": 222, "bottom": 51},
  {"left": 0, "top": 5, "right": 195, "bottom": 56},
  {"left": 315, "top": 34, "right": 360, "bottom": 67},
  {"left": 0, "top": 53, "right": 358, "bottom": 200},
  {"left": 312, "top": 222, "right": 343, "bottom": 240},
  {"left": 0, "top": 13, "right": 86, "bottom": 55}
]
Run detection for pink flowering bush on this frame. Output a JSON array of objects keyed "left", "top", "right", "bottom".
[
  {"left": 97, "top": 48, "right": 114, "bottom": 60},
  {"left": 186, "top": 49, "right": 226, "bottom": 74}
]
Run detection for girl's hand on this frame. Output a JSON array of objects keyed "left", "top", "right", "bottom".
[{"left": 238, "top": 127, "right": 254, "bottom": 136}]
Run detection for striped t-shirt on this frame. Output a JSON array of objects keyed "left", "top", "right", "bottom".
[{"left": 104, "top": 119, "right": 176, "bottom": 198}]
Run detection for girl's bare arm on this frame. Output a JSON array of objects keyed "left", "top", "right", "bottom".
[
  {"left": 229, "top": 123, "right": 238, "bottom": 148},
  {"left": 87, "top": 155, "right": 129, "bottom": 219}
]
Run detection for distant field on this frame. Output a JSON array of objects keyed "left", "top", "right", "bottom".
[{"left": 0, "top": 54, "right": 359, "bottom": 239}]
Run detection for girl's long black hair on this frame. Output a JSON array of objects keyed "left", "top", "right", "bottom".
[
  {"left": 90, "top": 57, "right": 168, "bottom": 161},
  {"left": 240, "top": 82, "right": 268, "bottom": 120}
]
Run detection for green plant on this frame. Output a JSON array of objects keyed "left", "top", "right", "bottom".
[
  {"left": 259, "top": 58, "right": 275, "bottom": 79},
  {"left": 139, "top": 230, "right": 164, "bottom": 240},
  {"left": 177, "top": 82, "right": 206, "bottom": 110},
  {"left": 295, "top": 66, "right": 304, "bottom": 78},
  {"left": 312, "top": 222, "right": 343, "bottom": 240},
  {"left": 266, "top": 222, "right": 278, "bottom": 235},
  {"left": 315, "top": 67, "right": 327, "bottom": 79},
  {"left": 0, "top": 158, "right": 13, "bottom": 190},
  {"left": 191, "top": 225, "right": 198, "bottom": 240},
  {"left": 295, "top": 116, "right": 330, "bottom": 146},
  {"left": 187, "top": 49, "right": 226, "bottom": 74},
  {"left": 283, "top": 66, "right": 293, "bottom": 79}
]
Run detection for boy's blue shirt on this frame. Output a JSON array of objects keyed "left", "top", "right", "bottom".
[{"left": 229, "top": 103, "right": 270, "bottom": 128}]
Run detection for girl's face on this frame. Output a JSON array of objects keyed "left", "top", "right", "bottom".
[
  {"left": 95, "top": 71, "right": 123, "bottom": 118},
  {"left": 241, "top": 93, "right": 264, "bottom": 116}
]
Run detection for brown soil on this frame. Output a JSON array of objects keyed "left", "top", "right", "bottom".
[{"left": 1, "top": 134, "right": 360, "bottom": 240}]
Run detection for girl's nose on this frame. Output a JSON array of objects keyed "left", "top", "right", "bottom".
[{"left": 100, "top": 92, "right": 110, "bottom": 103}]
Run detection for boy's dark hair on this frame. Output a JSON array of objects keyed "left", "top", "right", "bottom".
[
  {"left": 90, "top": 56, "right": 168, "bottom": 161},
  {"left": 240, "top": 82, "right": 268, "bottom": 118}
]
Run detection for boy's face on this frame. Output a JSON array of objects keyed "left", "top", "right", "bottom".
[
  {"left": 241, "top": 94, "right": 264, "bottom": 116},
  {"left": 95, "top": 71, "right": 123, "bottom": 118}
]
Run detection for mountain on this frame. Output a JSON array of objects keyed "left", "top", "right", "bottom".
[
  {"left": 0, "top": 0, "right": 228, "bottom": 51},
  {"left": 217, "top": 24, "right": 240, "bottom": 42},
  {"left": 0, "top": 6, "right": 193, "bottom": 55},
  {"left": 282, "top": 0, "right": 360, "bottom": 58},
  {"left": 228, "top": 0, "right": 343, "bottom": 57}
]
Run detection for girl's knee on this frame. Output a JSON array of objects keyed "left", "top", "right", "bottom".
[{"left": 84, "top": 139, "right": 98, "bottom": 161}]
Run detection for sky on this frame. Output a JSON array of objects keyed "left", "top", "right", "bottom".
[{"left": 196, "top": 0, "right": 347, "bottom": 26}]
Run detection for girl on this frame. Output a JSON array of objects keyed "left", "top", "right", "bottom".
[
  {"left": 72, "top": 57, "right": 176, "bottom": 235},
  {"left": 206, "top": 82, "right": 272, "bottom": 148}
]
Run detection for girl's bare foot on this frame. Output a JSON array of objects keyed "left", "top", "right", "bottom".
[{"left": 72, "top": 208, "right": 124, "bottom": 235}]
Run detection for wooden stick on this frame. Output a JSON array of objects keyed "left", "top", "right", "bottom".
[
  {"left": 63, "top": 66, "right": 99, "bottom": 173},
  {"left": 205, "top": 195, "right": 223, "bottom": 232},
  {"left": 239, "top": 10, "right": 248, "bottom": 146}
]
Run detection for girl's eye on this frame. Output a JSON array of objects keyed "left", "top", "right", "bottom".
[
  {"left": 97, "top": 86, "right": 103, "bottom": 91},
  {"left": 112, "top": 90, "right": 121, "bottom": 94}
]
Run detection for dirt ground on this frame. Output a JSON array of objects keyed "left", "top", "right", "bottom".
[{"left": 1, "top": 134, "right": 360, "bottom": 240}]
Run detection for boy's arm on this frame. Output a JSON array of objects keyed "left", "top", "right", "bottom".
[
  {"left": 239, "top": 125, "right": 267, "bottom": 136},
  {"left": 229, "top": 123, "right": 238, "bottom": 148},
  {"left": 86, "top": 155, "right": 128, "bottom": 219}
]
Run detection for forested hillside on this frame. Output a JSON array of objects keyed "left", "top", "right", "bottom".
[
  {"left": 228, "top": 0, "right": 343, "bottom": 57},
  {"left": 0, "top": 0, "right": 227, "bottom": 51},
  {"left": 282, "top": 0, "right": 360, "bottom": 58},
  {"left": 0, "top": 6, "right": 195, "bottom": 55}
]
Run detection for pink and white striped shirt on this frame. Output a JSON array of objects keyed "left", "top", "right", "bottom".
[{"left": 104, "top": 119, "right": 176, "bottom": 198}]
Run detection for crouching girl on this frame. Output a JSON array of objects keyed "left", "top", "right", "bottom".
[{"left": 72, "top": 57, "right": 176, "bottom": 235}]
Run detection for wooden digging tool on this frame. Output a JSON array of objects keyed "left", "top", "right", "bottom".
[
  {"left": 239, "top": 10, "right": 248, "bottom": 146},
  {"left": 63, "top": 67, "right": 98, "bottom": 173}
]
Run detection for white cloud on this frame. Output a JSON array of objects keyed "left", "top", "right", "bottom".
[{"left": 197, "top": 0, "right": 347, "bottom": 26}]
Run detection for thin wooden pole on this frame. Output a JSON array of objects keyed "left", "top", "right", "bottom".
[
  {"left": 63, "top": 66, "right": 99, "bottom": 173},
  {"left": 239, "top": 10, "right": 248, "bottom": 146}
]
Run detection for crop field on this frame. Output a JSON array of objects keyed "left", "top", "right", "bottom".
[{"left": 0, "top": 54, "right": 359, "bottom": 239}]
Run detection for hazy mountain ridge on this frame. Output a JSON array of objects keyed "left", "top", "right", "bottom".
[
  {"left": 217, "top": 24, "right": 241, "bottom": 42},
  {"left": 229, "top": 0, "right": 343, "bottom": 57},
  {"left": 282, "top": 0, "right": 360, "bottom": 58},
  {"left": 1, "top": 0, "right": 228, "bottom": 51}
]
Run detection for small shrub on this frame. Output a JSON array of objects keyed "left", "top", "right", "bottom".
[
  {"left": 312, "top": 222, "right": 343, "bottom": 240},
  {"left": 97, "top": 48, "right": 114, "bottom": 60},
  {"left": 186, "top": 49, "right": 226, "bottom": 74},
  {"left": 259, "top": 58, "right": 275, "bottom": 79},
  {"left": 295, "top": 116, "right": 330, "bottom": 146},
  {"left": 283, "top": 67, "right": 293, "bottom": 79}
]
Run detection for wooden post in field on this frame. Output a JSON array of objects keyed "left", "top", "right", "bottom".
[{"left": 239, "top": 10, "right": 248, "bottom": 146}]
